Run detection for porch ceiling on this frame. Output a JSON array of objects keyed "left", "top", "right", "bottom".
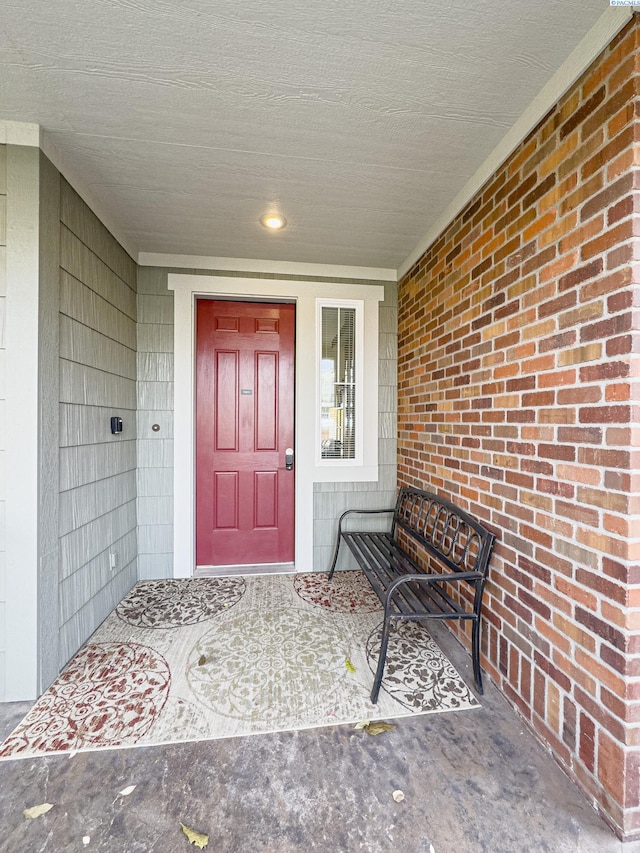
[{"left": 1, "top": 1, "right": 620, "bottom": 269}]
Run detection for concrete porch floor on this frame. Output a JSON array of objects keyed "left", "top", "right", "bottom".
[{"left": 0, "top": 622, "right": 637, "bottom": 853}]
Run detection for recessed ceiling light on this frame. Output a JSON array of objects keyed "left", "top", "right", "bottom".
[{"left": 260, "top": 213, "right": 287, "bottom": 231}]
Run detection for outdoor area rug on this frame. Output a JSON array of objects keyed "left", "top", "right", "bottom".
[{"left": 0, "top": 571, "right": 479, "bottom": 759}]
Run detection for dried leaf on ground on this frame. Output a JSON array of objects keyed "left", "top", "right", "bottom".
[
  {"left": 24, "top": 803, "right": 54, "bottom": 820},
  {"left": 118, "top": 785, "right": 136, "bottom": 797},
  {"left": 353, "top": 719, "right": 370, "bottom": 730},
  {"left": 363, "top": 721, "right": 397, "bottom": 736},
  {"left": 198, "top": 655, "right": 207, "bottom": 666},
  {"left": 392, "top": 790, "right": 405, "bottom": 802},
  {"left": 180, "top": 822, "right": 209, "bottom": 849},
  {"left": 344, "top": 657, "right": 356, "bottom": 673}
]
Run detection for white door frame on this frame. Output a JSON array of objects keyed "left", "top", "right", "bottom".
[{"left": 169, "top": 274, "right": 384, "bottom": 578}]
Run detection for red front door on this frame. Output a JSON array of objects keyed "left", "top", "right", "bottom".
[{"left": 196, "top": 300, "right": 295, "bottom": 567}]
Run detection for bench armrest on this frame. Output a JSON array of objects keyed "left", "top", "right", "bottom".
[
  {"left": 328, "top": 508, "right": 395, "bottom": 578},
  {"left": 337, "top": 507, "right": 395, "bottom": 533},
  {"left": 387, "top": 571, "right": 483, "bottom": 597}
]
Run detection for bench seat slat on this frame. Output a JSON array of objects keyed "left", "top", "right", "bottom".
[{"left": 343, "top": 532, "right": 465, "bottom": 617}]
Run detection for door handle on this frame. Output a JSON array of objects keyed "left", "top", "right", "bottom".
[{"left": 285, "top": 448, "right": 294, "bottom": 471}]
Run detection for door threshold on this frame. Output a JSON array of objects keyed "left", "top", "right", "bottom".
[{"left": 194, "top": 562, "right": 296, "bottom": 578}]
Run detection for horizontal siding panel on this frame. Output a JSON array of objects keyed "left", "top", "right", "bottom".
[
  {"left": 138, "top": 524, "right": 173, "bottom": 554},
  {"left": 60, "top": 404, "right": 137, "bottom": 447},
  {"left": 60, "top": 227, "right": 136, "bottom": 320},
  {"left": 137, "top": 266, "right": 170, "bottom": 295},
  {"left": 59, "top": 501, "right": 136, "bottom": 580},
  {"left": 60, "top": 181, "right": 136, "bottom": 286},
  {"left": 379, "top": 437, "right": 396, "bottom": 467},
  {"left": 138, "top": 438, "right": 173, "bottom": 468},
  {"left": 137, "top": 411, "right": 173, "bottom": 440},
  {"left": 137, "top": 495, "right": 173, "bottom": 525},
  {"left": 60, "top": 271, "right": 136, "bottom": 350},
  {"left": 137, "top": 294, "right": 174, "bottom": 325},
  {"left": 137, "top": 351, "right": 173, "bottom": 382},
  {"left": 379, "top": 385, "right": 396, "bottom": 413},
  {"left": 137, "top": 323, "right": 173, "bottom": 353},
  {"left": 59, "top": 530, "right": 137, "bottom": 624},
  {"left": 59, "top": 471, "right": 136, "bottom": 536},
  {"left": 60, "top": 359, "right": 136, "bottom": 408},
  {"left": 138, "top": 553, "right": 173, "bottom": 580},
  {"left": 379, "top": 411, "right": 397, "bottom": 439},
  {"left": 138, "top": 380, "right": 173, "bottom": 411},
  {"left": 379, "top": 359, "right": 397, "bottom": 387},
  {"left": 379, "top": 305, "right": 398, "bottom": 334},
  {"left": 60, "top": 315, "right": 135, "bottom": 380},
  {"left": 379, "top": 333, "right": 397, "bottom": 361},
  {"left": 137, "top": 467, "right": 173, "bottom": 497},
  {"left": 60, "top": 441, "right": 136, "bottom": 491},
  {"left": 58, "top": 558, "right": 136, "bottom": 667}
]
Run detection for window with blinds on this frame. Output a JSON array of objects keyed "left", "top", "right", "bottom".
[{"left": 320, "top": 305, "right": 357, "bottom": 460}]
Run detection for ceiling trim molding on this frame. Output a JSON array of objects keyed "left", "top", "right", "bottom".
[
  {"left": 397, "top": 5, "right": 634, "bottom": 280},
  {"left": 139, "top": 252, "right": 398, "bottom": 281}
]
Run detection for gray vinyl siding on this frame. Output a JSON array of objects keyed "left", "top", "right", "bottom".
[
  {"left": 58, "top": 179, "right": 138, "bottom": 666},
  {"left": 136, "top": 267, "right": 397, "bottom": 577},
  {"left": 0, "top": 145, "right": 6, "bottom": 695},
  {"left": 137, "top": 266, "right": 174, "bottom": 580}
]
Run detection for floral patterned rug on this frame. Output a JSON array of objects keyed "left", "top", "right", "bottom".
[{"left": 0, "top": 571, "right": 479, "bottom": 759}]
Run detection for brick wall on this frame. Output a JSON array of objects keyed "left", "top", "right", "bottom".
[{"left": 398, "top": 18, "right": 640, "bottom": 840}]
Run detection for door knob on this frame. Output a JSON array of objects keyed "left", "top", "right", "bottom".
[{"left": 285, "top": 448, "right": 294, "bottom": 471}]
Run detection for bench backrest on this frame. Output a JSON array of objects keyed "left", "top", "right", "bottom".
[{"left": 393, "top": 487, "right": 495, "bottom": 579}]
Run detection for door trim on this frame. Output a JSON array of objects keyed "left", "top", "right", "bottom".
[{"left": 169, "top": 274, "right": 385, "bottom": 578}]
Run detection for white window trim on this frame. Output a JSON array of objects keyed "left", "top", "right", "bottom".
[
  {"left": 168, "top": 274, "right": 384, "bottom": 578},
  {"left": 316, "top": 299, "right": 364, "bottom": 468}
]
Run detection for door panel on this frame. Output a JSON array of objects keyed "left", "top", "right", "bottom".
[
  {"left": 255, "top": 352, "right": 277, "bottom": 450},
  {"left": 196, "top": 300, "right": 295, "bottom": 566}
]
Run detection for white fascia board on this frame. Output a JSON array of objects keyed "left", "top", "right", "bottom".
[
  {"left": 0, "top": 121, "right": 40, "bottom": 146},
  {"left": 397, "top": 6, "right": 634, "bottom": 280},
  {"left": 140, "top": 252, "right": 397, "bottom": 282}
]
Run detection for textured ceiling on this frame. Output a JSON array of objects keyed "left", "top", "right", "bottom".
[{"left": 0, "top": 1, "right": 622, "bottom": 269}]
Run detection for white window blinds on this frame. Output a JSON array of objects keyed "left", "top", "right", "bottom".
[{"left": 320, "top": 305, "right": 356, "bottom": 460}]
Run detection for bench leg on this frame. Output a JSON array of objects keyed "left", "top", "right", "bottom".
[
  {"left": 471, "top": 617, "right": 484, "bottom": 695},
  {"left": 371, "top": 617, "right": 392, "bottom": 704},
  {"left": 328, "top": 533, "right": 342, "bottom": 580}
]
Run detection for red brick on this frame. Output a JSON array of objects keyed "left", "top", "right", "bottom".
[
  {"left": 559, "top": 86, "right": 606, "bottom": 139},
  {"left": 578, "top": 406, "right": 631, "bottom": 424},
  {"left": 558, "top": 258, "right": 604, "bottom": 292},
  {"left": 396, "top": 16, "right": 640, "bottom": 835},
  {"left": 580, "top": 173, "right": 633, "bottom": 222}
]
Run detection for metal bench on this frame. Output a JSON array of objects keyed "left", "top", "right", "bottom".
[{"left": 328, "top": 486, "right": 496, "bottom": 704}]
